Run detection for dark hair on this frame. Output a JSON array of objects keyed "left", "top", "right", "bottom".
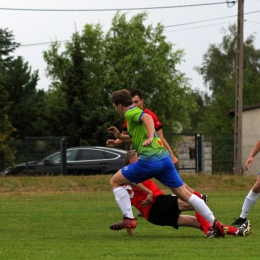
[
  {"left": 130, "top": 89, "right": 143, "bottom": 99},
  {"left": 111, "top": 89, "right": 133, "bottom": 106},
  {"left": 125, "top": 149, "right": 138, "bottom": 165}
]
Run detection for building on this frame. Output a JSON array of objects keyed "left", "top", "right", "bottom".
[{"left": 230, "top": 103, "right": 260, "bottom": 175}]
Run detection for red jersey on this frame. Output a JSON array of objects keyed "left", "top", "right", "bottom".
[
  {"left": 124, "top": 180, "right": 164, "bottom": 220},
  {"left": 123, "top": 108, "right": 162, "bottom": 132}
]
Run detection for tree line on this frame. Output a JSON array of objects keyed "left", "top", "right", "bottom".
[{"left": 1, "top": 12, "right": 260, "bottom": 171}]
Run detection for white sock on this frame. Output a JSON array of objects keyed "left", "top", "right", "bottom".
[
  {"left": 240, "top": 190, "right": 259, "bottom": 219},
  {"left": 188, "top": 194, "right": 215, "bottom": 226},
  {"left": 113, "top": 187, "right": 134, "bottom": 218}
]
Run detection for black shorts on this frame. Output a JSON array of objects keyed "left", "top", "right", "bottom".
[{"left": 147, "top": 195, "right": 181, "bottom": 229}]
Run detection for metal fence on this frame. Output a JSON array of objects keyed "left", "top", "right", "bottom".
[
  {"left": 0, "top": 135, "right": 259, "bottom": 175},
  {"left": 165, "top": 134, "right": 260, "bottom": 175},
  {"left": 0, "top": 137, "right": 65, "bottom": 175}
]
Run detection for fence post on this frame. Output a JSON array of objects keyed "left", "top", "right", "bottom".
[
  {"left": 25, "top": 137, "right": 29, "bottom": 174},
  {"left": 60, "top": 137, "right": 67, "bottom": 175}
]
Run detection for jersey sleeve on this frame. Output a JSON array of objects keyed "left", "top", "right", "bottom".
[
  {"left": 144, "top": 108, "right": 162, "bottom": 131},
  {"left": 122, "top": 119, "right": 127, "bottom": 131}
]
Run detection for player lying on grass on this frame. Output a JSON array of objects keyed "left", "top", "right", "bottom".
[{"left": 119, "top": 150, "right": 251, "bottom": 238}]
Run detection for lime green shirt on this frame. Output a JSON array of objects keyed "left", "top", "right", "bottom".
[{"left": 125, "top": 106, "right": 168, "bottom": 160}]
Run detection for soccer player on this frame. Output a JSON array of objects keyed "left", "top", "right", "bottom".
[
  {"left": 232, "top": 139, "right": 260, "bottom": 225},
  {"left": 106, "top": 89, "right": 205, "bottom": 208},
  {"left": 106, "top": 89, "right": 179, "bottom": 166},
  {"left": 108, "top": 89, "right": 225, "bottom": 237},
  {"left": 123, "top": 150, "right": 251, "bottom": 238}
]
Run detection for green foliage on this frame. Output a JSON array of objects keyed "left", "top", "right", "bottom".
[
  {"left": 0, "top": 28, "right": 20, "bottom": 66},
  {"left": 184, "top": 88, "right": 209, "bottom": 132},
  {"left": 44, "top": 12, "right": 196, "bottom": 147},
  {"left": 105, "top": 12, "right": 196, "bottom": 132},
  {"left": 0, "top": 28, "right": 45, "bottom": 139},
  {"left": 4, "top": 57, "right": 46, "bottom": 138},
  {"left": 0, "top": 80, "right": 16, "bottom": 171},
  {"left": 44, "top": 24, "right": 120, "bottom": 146}
]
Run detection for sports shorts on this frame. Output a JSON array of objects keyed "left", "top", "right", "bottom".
[
  {"left": 121, "top": 155, "right": 184, "bottom": 188},
  {"left": 148, "top": 195, "right": 181, "bottom": 229}
]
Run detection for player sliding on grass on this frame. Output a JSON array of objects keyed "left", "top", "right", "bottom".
[
  {"left": 108, "top": 89, "right": 225, "bottom": 237},
  {"left": 122, "top": 150, "right": 251, "bottom": 238}
]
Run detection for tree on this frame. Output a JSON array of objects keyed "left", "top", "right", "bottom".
[
  {"left": 44, "top": 12, "right": 197, "bottom": 146},
  {"left": 4, "top": 56, "right": 47, "bottom": 138},
  {"left": 0, "top": 28, "right": 45, "bottom": 139},
  {"left": 105, "top": 12, "right": 196, "bottom": 133},
  {"left": 0, "top": 28, "right": 20, "bottom": 67},
  {"left": 195, "top": 24, "right": 260, "bottom": 135},
  {"left": 187, "top": 89, "right": 210, "bottom": 132},
  {"left": 44, "top": 24, "right": 120, "bottom": 146},
  {"left": 0, "top": 62, "right": 16, "bottom": 171}
]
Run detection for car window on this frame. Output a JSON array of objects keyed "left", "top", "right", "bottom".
[
  {"left": 104, "top": 151, "right": 119, "bottom": 159},
  {"left": 79, "top": 149, "right": 105, "bottom": 160},
  {"left": 48, "top": 153, "right": 61, "bottom": 163},
  {"left": 66, "top": 150, "right": 78, "bottom": 161},
  {"left": 47, "top": 150, "right": 78, "bottom": 163}
]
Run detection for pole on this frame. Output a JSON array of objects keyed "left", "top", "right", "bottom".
[{"left": 234, "top": 0, "right": 244, "bottom": 175}]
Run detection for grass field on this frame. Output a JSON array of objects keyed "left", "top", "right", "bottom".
[{"left": 0, "top": 174, "right": 259, "bottom": 260}]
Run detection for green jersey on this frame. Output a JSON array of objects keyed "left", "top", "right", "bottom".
[{"left": 125, "top": 106, "right": 168, "bottom": 160}]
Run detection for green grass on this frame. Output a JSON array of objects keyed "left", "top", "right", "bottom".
[{"left": 0, "top": 174, "right": 259, "bottom": 259}]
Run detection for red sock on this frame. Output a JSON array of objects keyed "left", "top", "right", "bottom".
[
  {"left": 193, "top": 191, "right": 202, "bottom": 198},
  {"left": 224, "top": 225, "right": 238, "bottom": 235},
  {"left": 195, "top": 212, "right": 212, "bottom": 235}
]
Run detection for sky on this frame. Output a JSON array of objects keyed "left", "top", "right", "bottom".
[{"left": 1, "top": 0, "right": 260, "bottom": 92}]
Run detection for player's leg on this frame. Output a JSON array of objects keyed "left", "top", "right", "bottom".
[
  {"left": 166, "top": 184, "right": 225, "bottom": 237},
  {"left": 177, "top": 198, "right": 194, "bottom": 211},
  {"left": 109, "top": 170, "right": 136, "bottom": 230},
  {"left": 184, "top": 183, "right": 208, "bottom": 203},
  {"left": 225, "top": 220, "right": 251, "bottom": 236},
  {"left": 178, "top": 198, "right": 214, "bottom": 238},
  {"left": 241, "top": 175, "right": 260, "bottom": 217},
  {"left": 177, "top": 215, "right": 201, "bottom": 229},
  {"left": 232, "top": 174, "right": 260, "bottom": 225},
  {"left": 156, "top": 157, "right": 225, "bottom": 236}
]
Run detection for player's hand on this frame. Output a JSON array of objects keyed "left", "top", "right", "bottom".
[
  {"left": 171, "top": 155, "right": 179, "bottom": 167},
  {"left": 245, "top": 157, "right": 254, "bottom": 171},
  {"left": 142, "top": 138, "right": 153, "bottom": 147},
  {"left": 106, "top": 139, "right": 116, "bottom": 147},
  {"left": 141, "top": 193, "right": 153, "bottom": 207},
  {"left": 107, "top": 126, "right": 120, "bottom": 138}
]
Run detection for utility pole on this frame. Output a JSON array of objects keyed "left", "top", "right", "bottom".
[{"left": 234, "top": 0, "right": 244, "bottom": 175}]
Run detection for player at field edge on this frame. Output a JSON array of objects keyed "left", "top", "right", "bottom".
[
  {"left": 108, "top": 88, "right": 225, "bottom": 237},
  {"left": 232, "top": 139, "right": 260, "bottom": 226}
]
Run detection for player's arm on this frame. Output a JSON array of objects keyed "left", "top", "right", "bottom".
[
  {"left": 141, "top": 113, "right": 154, "bottom": 146},
  {"left": 131, "top": 183, "right": 153, "bottom": 207},
  {"left": 106, "top": 130, "right": 128, "bottom": 147},
  {"left": 107, "top": 126, "right": 132, "bottom": 143},
  {"left": 156, "top": 128, "right": 179, "bottom": 166},
  {"left": 245, "top": 139, "right": 260, "bottom": 171}
]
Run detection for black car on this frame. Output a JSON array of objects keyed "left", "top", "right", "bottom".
[{"left": 2, "top": 146, "right": 127, "bottom": 176}]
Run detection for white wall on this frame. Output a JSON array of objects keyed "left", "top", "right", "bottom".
[{"left": 242, "top": 108, "right": 260, "bottom": 175}]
